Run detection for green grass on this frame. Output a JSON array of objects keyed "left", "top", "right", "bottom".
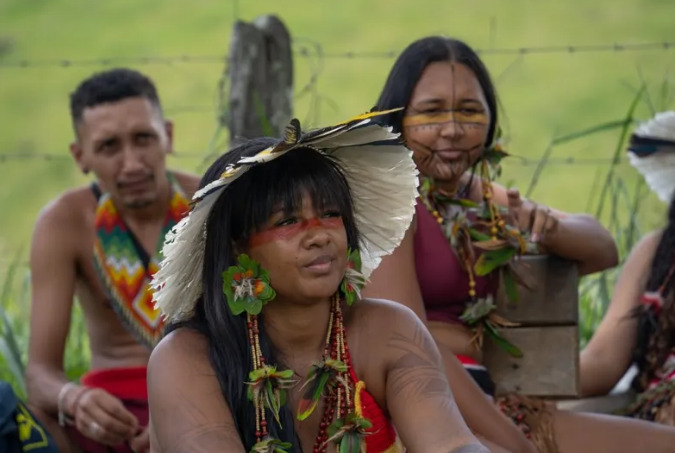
[
  {"left": 0, "top": 257, "right": 90, "bottom": 398},
  {"left": 1, "top": 0, "right": 675, "bottom": 261},
  {"left": 1, "top": 0, "right": 675, "bottom": 392},
  {"left": 0, "top": 257, "right": 28, "bottom": 396}
]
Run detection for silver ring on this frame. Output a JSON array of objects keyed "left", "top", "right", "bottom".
[{"left": 89, "top": 421, "right": 101, "bottom": 436}]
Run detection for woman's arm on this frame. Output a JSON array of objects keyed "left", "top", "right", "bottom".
[
  {"left": 580, "top": 230, "right": 662, "bottom": 396},
  {"left": 364, "top": 227, "right": 536, "bottom": 453},
  {"left": 490, "top": 184, "right": 619, "bottom": 276},
  {"left": 439, "top": 348, "right": 537, "bottom": 453},
  {"left": 148, "top": 328, "right": 245, "bottom": 453},
  {"left": 540, "top": 213, "right": 618, "bottom": 275},
  {"left": 381, "top": 303, "right": 489, "bottom": 453},
  {"left": 362, "top": 220, "right": 427, "bottom": 320}
]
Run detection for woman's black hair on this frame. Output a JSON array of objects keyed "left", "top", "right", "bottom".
[
  {"left": 633, "top": 191, "right": 675, "bottom": 389},
  {"left": 169, "top": 139, "right": 361, "bottom": 450},
  {"left": 374, "top": 36, "right": 499, "bottom": 147}
]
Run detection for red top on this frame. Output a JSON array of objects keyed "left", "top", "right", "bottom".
[{"left": 347, "top": 361, "right": 401, "bottom": 452}]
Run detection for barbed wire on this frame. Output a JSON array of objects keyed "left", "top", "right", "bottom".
[
  {"left": 0, "top": 55, "right": 226, "bottom": 68},
  {"left": 1, "top": 41, "right": 673, "bottom": 69},
  {"left": 0, "top": 151, "right": 626, "bottom": 166},
  {"left": 320, "top": 41, "right": 675, "bottom": 58}
]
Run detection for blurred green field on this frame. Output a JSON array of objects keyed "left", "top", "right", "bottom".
[
  {"left": 1, "top": 0, "right": 674, "bottom": 393},
  {"left": 1, "top": 0, "right": 674, "bottom": 265}
]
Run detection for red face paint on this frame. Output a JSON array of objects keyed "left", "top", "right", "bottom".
[{"left": 249, "top": 217, "right": 344, "bottom": 248}]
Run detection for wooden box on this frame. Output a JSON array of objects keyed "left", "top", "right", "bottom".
[
  {"left": 494, "top": 255, "right": 579, "bottom": 325},
  {"left": 484, "top": 326, "right": 580, "bottom": 396},
  {"left": 483, "top": 255, "right": 581, "bottom": 397}
]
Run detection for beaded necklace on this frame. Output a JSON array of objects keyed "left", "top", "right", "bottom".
[
  {"left": 418, "top": 158, "right": 509, "bottom": 301},
  {"left": 418, "top": 153, "right": 527, "bottom": 356},
  {"left": 248, "top": 295, "right": 369, "bottom": 453},
  {"left": 93, "top": 174, "right": 190, "bottom": 349}
]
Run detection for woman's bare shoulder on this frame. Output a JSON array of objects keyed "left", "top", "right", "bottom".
[
  {"left": 149, "top": 327, "right": 212, "bottom": 376},
  {"left": 149, "top": 328, "right": 245, "bottom": 452},
  {"left": 635, "top": 228, "right": 664, "bottom": 253},
  {"left": 354, "top": 297, "right": 418, "bottom": 318},
  {"left": 349, "top": 297, "right": 423, "bottom": 337},
  {"left": 618, "top": 228, "right": 665, "bottom": 278}
]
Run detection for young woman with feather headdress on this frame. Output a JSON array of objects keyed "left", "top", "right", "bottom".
[{"left": 145, "top": 112, "right": 490, "bottom": 453}]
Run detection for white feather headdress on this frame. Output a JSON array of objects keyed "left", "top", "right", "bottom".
[
  {"left": 152, "top": 110, "right": 419, "bottom": 323},
  {"left": 627, "top": 111, "right": 675, "bottom": 203}
]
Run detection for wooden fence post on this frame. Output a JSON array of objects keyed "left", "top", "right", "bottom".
[{"left": 227, "top": 15, "right": 293, "bottom": 146}]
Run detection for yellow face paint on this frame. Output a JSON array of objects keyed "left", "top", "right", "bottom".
[{"left": 402, "top": 109, "right": 489, "bottom": 127}]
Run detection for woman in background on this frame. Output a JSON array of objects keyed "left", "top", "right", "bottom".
[
  {"left": 364, "top": 35, "right": 675, "bottom": 452},
  {"left": 581, "top": 111, "right": 675, "bottom": 425}
]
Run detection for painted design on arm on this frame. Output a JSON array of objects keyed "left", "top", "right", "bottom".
[
  {"left": 163, "top": 422, "right": 245, "bottom": 453},
  {"left": 158, "top": 405, "right": 245, "bottom": 453},
  {"left": 386, "top": 320, "right": 454, "bottom": 402},
  {"left": 386, "top": 320, "right": 489, "bottom": 452}
]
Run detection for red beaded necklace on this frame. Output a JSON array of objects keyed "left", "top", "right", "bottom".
[
  {"left": 311, "top": 296, "right": 353, "bottom": 452},
  {"left": 247, "top": 295, "right": 357, "bottom": 453}
]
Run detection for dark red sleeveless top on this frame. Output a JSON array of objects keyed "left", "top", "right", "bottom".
[{"left": 413, "top": 200, "right": 498, "bottom": 324}]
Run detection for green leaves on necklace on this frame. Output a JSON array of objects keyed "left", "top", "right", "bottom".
[
  {"left": 247, "top": 365, "right": 296, "bottom": 424},
  {"left": 249, "top": 437, "right": 293, "bottom": 453},
  {"left": 474, "top": 246, "right": 518, "bottom": 277},
  {"left": 460, "top": 296, "right": 523, "bottom": 358},
  {"left": 326, "top": 413, "right": 373, "bottom": 453},
  {"left": 297, "top": 358, "right": 348, "bottom": 421}
]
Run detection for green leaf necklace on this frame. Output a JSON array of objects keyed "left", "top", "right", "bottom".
[{"left": 418, "top": 152, "right": 525, "bottom": 357}]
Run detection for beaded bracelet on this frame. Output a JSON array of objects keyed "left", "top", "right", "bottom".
[
  {"left": 57, "top": 383, "right": 91, "bottom": 427},
  {"left": 57, "top": 382, "right": 78, "bottom": 427}
]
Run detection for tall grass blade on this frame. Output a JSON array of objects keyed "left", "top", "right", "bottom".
[
  {"left": 594, "top": 85, "right": 646, "bottom": 220},
  {"left": 551, "top": 119, "right": 629, "bottom": 146},
  {"left": 0, "top": 256, "right": 28, "bottom": 397}
]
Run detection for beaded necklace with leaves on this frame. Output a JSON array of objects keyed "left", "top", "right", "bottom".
[
  {"left": 418, "top": 143, "right": 538, "bottom": 357},
  {"left": 224, "top": 252, "right": 371, "bottom": 453}
]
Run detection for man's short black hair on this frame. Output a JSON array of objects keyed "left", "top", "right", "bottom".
[{"left": 69, "top": 68, "right": 162, "bottom": 125}]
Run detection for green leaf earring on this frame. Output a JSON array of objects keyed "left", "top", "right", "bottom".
[
  {"left": 340, "top": 248, "right": 365, "bottom": 306},
  {"left": 222, "top": 254, "right": 276, "bottom": 316}
]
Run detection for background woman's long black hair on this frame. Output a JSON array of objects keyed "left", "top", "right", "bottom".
[
  {"left": 634, "top": 192, "right": 675, "bottom": 389},
  {"left": 168, "top": 139, "right": 361, "bottom": 450},
  {"left": 374, "top": 36, "right": 498, "bottom": 147}
]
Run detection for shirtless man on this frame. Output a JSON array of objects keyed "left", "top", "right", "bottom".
[{"left": 25, "top": 68, "right": 199, "bottom": 453}]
